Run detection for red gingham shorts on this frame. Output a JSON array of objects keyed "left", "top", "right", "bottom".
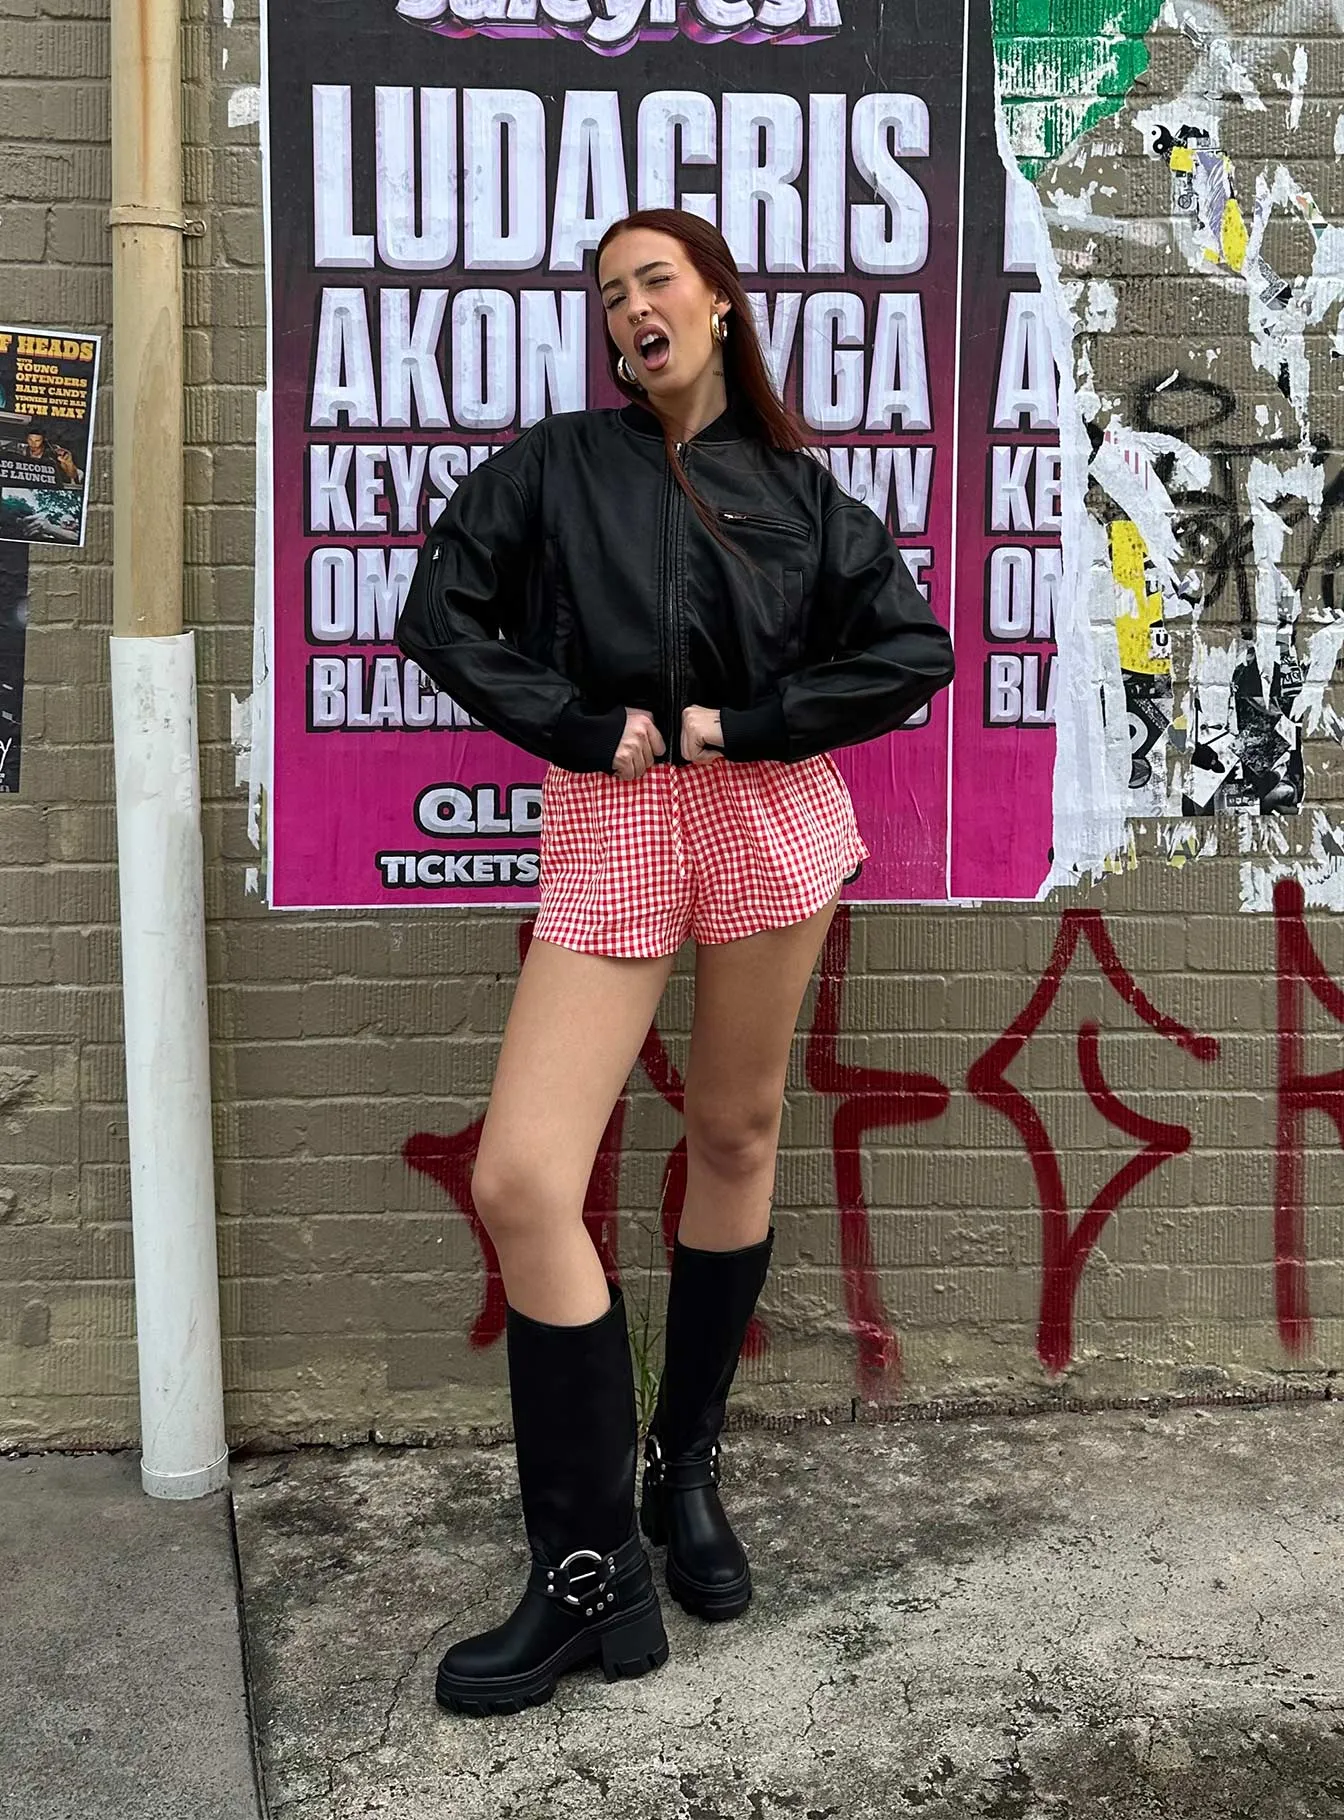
[{"left": 534, "top": 751, "right": 870, "bottom": 958}]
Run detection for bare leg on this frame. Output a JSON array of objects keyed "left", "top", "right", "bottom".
[
  {"left": 470, "top": 936, "right": 679, "bottom": 1324},
  {"left": 680, "top": 889, "right": 844, "bottom": 1251}
]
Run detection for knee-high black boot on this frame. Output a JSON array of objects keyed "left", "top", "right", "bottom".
[
  {"left": 639, "top": 1227, "right": 774, "bottom": 1621},
  {"left": 435, "top": 1282, "right": 669, "bottom": 1715}
]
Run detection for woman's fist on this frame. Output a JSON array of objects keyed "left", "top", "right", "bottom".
[
  {"left": 681, "top": 705, "right": 724, "bottom": 766},
  {"left": 613, "top": 707, "right": 666, "bottom": 781}
]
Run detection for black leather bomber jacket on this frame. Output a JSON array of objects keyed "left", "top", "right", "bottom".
[{"left": 394, "top": 395, "right": 956, "bottom": 773}]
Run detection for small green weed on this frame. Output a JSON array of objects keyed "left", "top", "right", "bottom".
[{"left": 626, "top": 1209, "right": 667, "bottom": 1435}]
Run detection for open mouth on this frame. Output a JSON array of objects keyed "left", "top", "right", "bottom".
[{"left": 636, "top": 329, "right": 671, "bottom": 372}]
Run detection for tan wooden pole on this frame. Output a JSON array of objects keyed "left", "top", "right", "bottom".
[{"left": 109, "top": 0, "right": 185, "bottom": 638}]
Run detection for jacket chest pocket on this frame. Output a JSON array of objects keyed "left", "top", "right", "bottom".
[
  {"left": 715, "top": 510, "right": 812, "bottom": 666},
  {"left": 740, "top": 562, "right": 806, "bottom": 673},
  {"left": 718, "top": 509, "right": 811, "bottom": 544}
]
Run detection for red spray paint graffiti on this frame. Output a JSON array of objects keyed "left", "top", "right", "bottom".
[
  {"left": 966, "top": 912, "right": 1219, "bottom": 1374},
  {"left": 1273, "top": 876, "right": 1344, "bottom": 1355},
  {"left": 803, "top": 907, "right": 950, "bottom": 1395},
  {"left": 402, "top": 919, "right": 772, "bottom": 1358},
  {"left": 403, "top": 921, "right": 626, "bottom": 1351},
  {"left": 403, "top": 908, "right": 949, "bottom": 1387},
  {"left": 405, "top": 892, "right": 1334, "bottom": 1389}
]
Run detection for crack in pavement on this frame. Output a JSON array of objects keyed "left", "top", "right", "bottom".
[{"left": 314, "top": 1624, "right": 451, "bottom": 1790}]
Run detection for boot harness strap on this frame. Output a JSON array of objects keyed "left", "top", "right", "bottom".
[
  {"left": 529, "top": 1528, "right": 645, "bottom": 1619},
  {"left": 644, "top": 1431, "right": 722, "bottom": 1491}
]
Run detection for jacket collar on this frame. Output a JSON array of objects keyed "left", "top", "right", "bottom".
[{"left": 618, "top": 394, "right": 752, "bottom": 444}]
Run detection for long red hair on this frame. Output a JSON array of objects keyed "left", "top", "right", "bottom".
[{"left": 594, "top": 209, "right": 818, "bottom": 558}]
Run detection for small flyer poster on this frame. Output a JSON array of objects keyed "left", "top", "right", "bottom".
[
  {"left": 0, "top": 540, "right": 25, "bottom": 792},
  {"left": 0, "top": 326, "right": 101, "bottom": 548}
]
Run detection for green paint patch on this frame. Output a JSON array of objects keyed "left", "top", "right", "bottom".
[{"left": 992, "top": 0, "right": 1165, "bottom": 180}]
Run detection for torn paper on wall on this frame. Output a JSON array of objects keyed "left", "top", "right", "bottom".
[{"left": 1001, "top": 7, "right": 1344, "bottom": 906}]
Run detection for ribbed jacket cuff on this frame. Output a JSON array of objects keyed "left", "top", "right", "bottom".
[
  {"left": 718, "top": 693, "right": 790, "bottom": 761},
  {"left": 551, "top": 701, "right": 626, "bottom": 772}
]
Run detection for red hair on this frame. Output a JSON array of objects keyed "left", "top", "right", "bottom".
[{"left": 595, "top": 208, "right": 818, "bottom": 558}]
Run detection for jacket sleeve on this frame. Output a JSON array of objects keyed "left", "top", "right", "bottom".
[
  {"left": 716, "top": 492, "right": 956, "bottom": 763},
  {"left": 394, "top": 441, "right": 627, "bottom": 774}
]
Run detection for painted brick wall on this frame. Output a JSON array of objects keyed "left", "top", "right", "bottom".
[{"left": 0, "top": 0, "right": 1340, "bottom": 1448}]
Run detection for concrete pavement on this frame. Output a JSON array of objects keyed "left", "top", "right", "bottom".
[
  {"left": 0, "top": 1451, "right": 265, "bottom": 1820},
  {"left": 4, "top": 1402, "right": 1341, "bottom": 1818},
  {"left": 231, "top": 1397, "right": 1344, "bottom": 1820}
]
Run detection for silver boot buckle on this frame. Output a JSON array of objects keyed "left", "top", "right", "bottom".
[{"left": 543, "top": 1547, "right": 617, "bottom": 1616}]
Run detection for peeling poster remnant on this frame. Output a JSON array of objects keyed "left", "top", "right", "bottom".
[
  {"left": 992, "top": 8, "right": 1344, "bottom": 908},
  {"left": 1156, "top": 122, "right": 1293, "bottom": 308},
  {"left": 1109, "top": 518, "right": 1175, "bottom": 804},
  {"left": 992, "top": 0, "right": 1166, "bottom": 180}
]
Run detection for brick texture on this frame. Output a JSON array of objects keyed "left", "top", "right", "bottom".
[{"left": 0, "top": 0, "right": 1340, "bottom": 1448}]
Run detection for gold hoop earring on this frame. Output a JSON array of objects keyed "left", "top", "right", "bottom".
[
  {"left": 711, "top": 311, "right": 727, "bottom": 345},
  {"left": 617, "top": 354, "right": 643, "bottom": 388}
]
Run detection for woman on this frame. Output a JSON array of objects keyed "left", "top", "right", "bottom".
[{"left": 395, "top": 208, "right": 955, "bottom": 1717}]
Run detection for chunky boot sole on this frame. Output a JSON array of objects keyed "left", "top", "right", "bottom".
[
  {"left": 435, "top": 1590, "right": 669, "bottom": 1716},
  {"left": 666, "top": 1554, "right": 751, "bottom": 1623},
  {"left": 641, "top": 1487, "right": 752, "bottom": 1622}
]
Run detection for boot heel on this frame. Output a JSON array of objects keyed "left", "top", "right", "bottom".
[
  {"left": 597, "top": 1599, "right": 670, "bottom": 1682},
  {"left": 640, "top": 1486, "right": 667, "bottom": 1546}
]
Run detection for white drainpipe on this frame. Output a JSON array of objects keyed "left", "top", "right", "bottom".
[{"left": 108, "top": 0, "right": 228, "bottom": 1498}]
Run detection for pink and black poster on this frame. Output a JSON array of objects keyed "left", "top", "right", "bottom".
[{"left": 261, "top": 0, "right": 1059, "bottom": 909}]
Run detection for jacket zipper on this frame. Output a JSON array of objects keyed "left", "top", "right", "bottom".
[
  {"left": 665, "top": 440, "right": 686, "bottom": 760},
  {"left": 718, "top": 508, "right": 810, "bottom": 541}
]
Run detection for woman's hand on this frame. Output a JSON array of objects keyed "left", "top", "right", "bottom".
[
  {"left": 681, "top": 704, "right": 724, "bottom": 766},
  {"left": 613, "top": 707, "right": 666, "bottom": 781}
]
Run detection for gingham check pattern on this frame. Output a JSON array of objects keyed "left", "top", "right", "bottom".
[{"left": 534, "top": 752, "right": 870, "bottom": 958}]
